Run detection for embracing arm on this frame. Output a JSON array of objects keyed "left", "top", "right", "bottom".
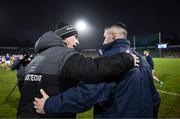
[
  {"left": 34, "top": 83, "right": 115, "bottom": 114},
  {"left": 62, "top": 52, "right": 135, "bottom": 83}
]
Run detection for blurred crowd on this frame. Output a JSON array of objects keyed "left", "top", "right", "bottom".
[
  {"left": 0, "top": 54, "right": 16, "bottom": 65},
  {"left": 0, "top": 54, "right": 16, "bottom": 70},
  {"left": 0, "top": 52, "right": 33, "bottom": 70}
]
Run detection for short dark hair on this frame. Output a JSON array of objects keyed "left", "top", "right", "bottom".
[{"left": 111, "top": 22, "right": 127, "bottom": 30}]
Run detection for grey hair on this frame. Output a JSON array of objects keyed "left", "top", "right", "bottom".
[{"left": 110, "top": 24, "right": 128, "bottom": 39}]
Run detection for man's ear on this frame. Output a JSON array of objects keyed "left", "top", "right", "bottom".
[
  {"left": 112, "top": 32, "right": 116, "bottom": 39},
  {"left": 63, "top": 39, "right": 69, "bottom": 46}
]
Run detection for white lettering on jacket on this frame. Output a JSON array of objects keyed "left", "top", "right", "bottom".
[{"left": 25, "top": 74, "right": 42, "bottom": 82}]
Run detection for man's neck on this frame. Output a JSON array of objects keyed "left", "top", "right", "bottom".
[{"left": 115, "top": 36, "right": 126, "bottom": 40}]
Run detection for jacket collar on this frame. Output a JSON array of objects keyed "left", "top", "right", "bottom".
[{"left": 101, "top": 39, "right": 130, "bottom": 52}]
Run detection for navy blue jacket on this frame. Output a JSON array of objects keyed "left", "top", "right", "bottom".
[
  {"left": 44, "top": 39, "right": 160, "bottom": 118},
  {"left": 95, "top": 39, "right": 160, "bottom": 118},
  {"left": 146, "top": 55, "right": 154, "bottom": 70}
]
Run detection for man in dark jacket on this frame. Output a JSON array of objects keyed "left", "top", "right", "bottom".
[
  {"left": 94, "top": 24, "right": 160, "bottom": 118},
  {"left": 34, "top": 23, "right": 160, "bottom": 118},
  {"left": 17, "top": 21, "right": 138, "bottom": 118}
]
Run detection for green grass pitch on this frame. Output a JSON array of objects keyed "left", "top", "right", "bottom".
[{"left": 0, "top": 58, "right": 180, "bottom": 118}]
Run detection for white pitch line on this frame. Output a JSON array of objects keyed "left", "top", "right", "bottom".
[{"left": 157, "top": 89, "right": 180, "bottom": 96}]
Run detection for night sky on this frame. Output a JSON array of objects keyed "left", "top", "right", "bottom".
[{"left": 0, "top": 0, "right": 180, "bottom": 48}]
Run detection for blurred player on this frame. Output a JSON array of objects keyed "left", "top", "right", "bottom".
[{"left": 144, "top": 50, "right": 163, "bottom": 86}]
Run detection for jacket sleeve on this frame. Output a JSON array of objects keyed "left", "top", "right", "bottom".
[
  {"left": 150, "top": 57, "right": 154, "bottom": 70},
  {"left": 44, "top": 82, "right": 116, "bottom": 114},
  {"left": 11, "top": 58, "right": 21, "bottom": 70},
  {"left": 61, "top": 52, "right": 134, "bottom": 83},
  {"left": 146, "top": 56, "right": 154, "bottom": 70}
]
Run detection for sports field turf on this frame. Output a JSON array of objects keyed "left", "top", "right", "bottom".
[{"left": 0, "top": 58, "right": 180, "bottom": 118}]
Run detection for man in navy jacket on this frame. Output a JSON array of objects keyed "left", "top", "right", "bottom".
[{"left": 34, "top": 23, "right": 160, "bottom": 118}]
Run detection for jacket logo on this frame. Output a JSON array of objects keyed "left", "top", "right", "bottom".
[
  {"left": 29, "top": 66, "right": 36, "bottom": 72},
  {"left": 66, "top": 27, "right": 75, "bottom": 31},
  {"left": 25, "top": 74, "right": 42, "bottom": 82}
]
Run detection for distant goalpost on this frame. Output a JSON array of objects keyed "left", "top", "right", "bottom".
[{"left": 131, "top": 32, "right": 162, "bottom": 57}]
